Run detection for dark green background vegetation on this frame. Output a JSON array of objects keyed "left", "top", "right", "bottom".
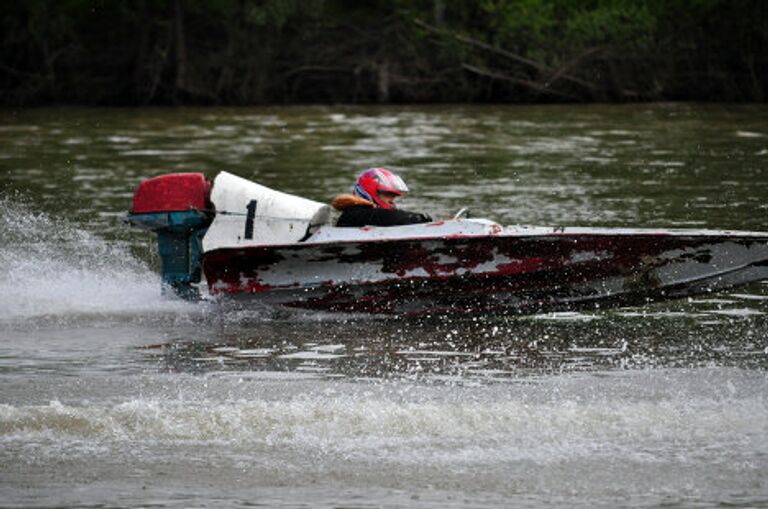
[{"left": 2, "top": 0, "right": 766, "bottom": 105}]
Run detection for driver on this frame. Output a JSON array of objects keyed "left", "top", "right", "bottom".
[{"left": 333, "top": 168, "right": 432, "bottom": 227}]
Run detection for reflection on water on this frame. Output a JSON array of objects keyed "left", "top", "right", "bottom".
[{"left": 146, "top": 293, "right": 768, "bottom": 382}]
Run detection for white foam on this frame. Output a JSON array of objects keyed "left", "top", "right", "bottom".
[
  {"left": 0, "top": 197, "right": 194, "bottom": 321},
  {"left": 1, "top": 375, "right": 765, "bottom": 468},
  {"left": 707, "top": 308, "right": 764, "bottom": 317}
]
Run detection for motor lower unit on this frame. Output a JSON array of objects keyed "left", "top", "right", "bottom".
[{"left": 125, "top": 173, "right": 212, "bottom": 299}]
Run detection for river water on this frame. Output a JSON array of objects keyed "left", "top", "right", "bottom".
[{"left": 1, "top": 104, "right": 767, "bottom": 508}]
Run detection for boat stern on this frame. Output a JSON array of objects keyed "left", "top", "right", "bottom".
[{"left": 125, "top": 173, "right": 213, "bottom": 299}]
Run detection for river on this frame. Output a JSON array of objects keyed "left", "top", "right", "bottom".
[{"left": 1, "top": 104, "right": 767, "bottom": 508}]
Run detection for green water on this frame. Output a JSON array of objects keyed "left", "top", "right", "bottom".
[{"left": 3, "top": 104, "right": 767, "bottom": 236}]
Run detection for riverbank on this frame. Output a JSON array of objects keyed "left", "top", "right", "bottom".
[{"left": 2, "top": 1, "right": 766, "bottom": 107}]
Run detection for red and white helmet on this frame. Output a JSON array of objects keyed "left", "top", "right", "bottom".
[{"left": 353, "top": 167, "right": 409, "bottom": 209}]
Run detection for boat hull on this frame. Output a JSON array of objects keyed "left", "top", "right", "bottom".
[{"left": 202, "top": 232, "right": 768, "bottom": 315}]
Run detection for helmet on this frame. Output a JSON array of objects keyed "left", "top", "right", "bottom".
[{"left": 353, "top": 168, "right": 409, "bottom": 209}]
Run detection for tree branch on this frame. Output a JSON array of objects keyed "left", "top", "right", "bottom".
[
  {"left": 461, "top": 63, "right": 576, "bottom": 99},
  {"left": 415, "top": 18, "right": 597, "bottom": 92}
]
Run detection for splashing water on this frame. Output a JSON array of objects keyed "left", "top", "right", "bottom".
[
  {"left": 0, "top": 195, "right": 193, "bottom": 321},
  {"left": 1, "top": 369, "right": 766, "bottom": 508}
]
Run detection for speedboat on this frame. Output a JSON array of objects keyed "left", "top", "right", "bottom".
[{"left": 126, "top": 171, "right": 768, "bottom": 315}]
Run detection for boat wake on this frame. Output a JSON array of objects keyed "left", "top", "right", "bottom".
[
  {"left": 0, "top": 196, "right": 196, "bottom": 324},
  {"left": 1, "top": 369, "right": 766, "bottom": 504}
]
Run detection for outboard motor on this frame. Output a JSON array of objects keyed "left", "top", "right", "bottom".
[{"left": 125, "top": 173, "right": 213, "bottom": 299}]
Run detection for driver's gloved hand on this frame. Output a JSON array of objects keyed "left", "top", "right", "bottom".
[{"left": 420, "top": 213, "right": 433, "bottom": 222}]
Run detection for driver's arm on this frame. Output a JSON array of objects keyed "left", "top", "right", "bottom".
[{"left": 337, "top": 207, "right": 432, "bottom": 227}]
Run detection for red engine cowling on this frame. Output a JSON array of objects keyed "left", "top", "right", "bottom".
[{"left": 131, "top": 173, "right": 210, "bottom": 214}]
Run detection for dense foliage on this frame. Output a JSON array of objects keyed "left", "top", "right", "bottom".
[{"left": 1, "top": 0, "right": 766, "bottom": 105}]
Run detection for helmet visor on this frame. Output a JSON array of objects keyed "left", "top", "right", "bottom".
[{"left": 376, "top": 170, "right": 408, "bottom": 195}]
